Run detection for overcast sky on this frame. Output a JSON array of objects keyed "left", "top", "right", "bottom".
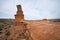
[{"left": 0, "top": 0, "right": 60, "bottom": 20}]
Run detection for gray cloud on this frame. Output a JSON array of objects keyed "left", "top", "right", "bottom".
[{"left": 0, "top": 0, "right": 60, "bottom": 20}]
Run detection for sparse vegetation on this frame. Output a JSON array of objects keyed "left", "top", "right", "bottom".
[
  {"left": 0, "top": 31, "right": 2, "bottom": 34},
  {"left": 0, "top": 28, "right": 2, "bottom": 31},
  {"left": 0, "top": 19, "right": 14, "bottom": 31},
  {"left": 6, "top": 31, "right": 10, "bottom": 36},
  {"left": 0, "top": 19, "right": 60, "bottom": 40}
]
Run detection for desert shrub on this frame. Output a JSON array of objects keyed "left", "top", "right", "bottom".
[
  {"left": 0, "top": 31, "right": 2, "bottom": 34},
  {"left": 6, "top": 31, "right": 10, "bottom": 36},
  {"left": 0, "top": 28, "right": 2, "bottom": 31}
]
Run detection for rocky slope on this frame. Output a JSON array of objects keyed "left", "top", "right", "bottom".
[{"left": 0, "top": 19, "right": 60, "bottom": 40}]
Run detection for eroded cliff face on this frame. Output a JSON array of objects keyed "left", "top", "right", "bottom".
[
  {"left": 4, "top": 5, "right": 33, "bottom": 40},
  {"left": 5, "top": 22, "right": 32, "bottom": 40},
  {"left": 0, "top": 20, "right": 60, "bottom": 40}
]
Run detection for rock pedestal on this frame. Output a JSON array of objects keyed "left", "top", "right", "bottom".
[{"left": 7, "top": 5, "right": 33, "bottom": 40}]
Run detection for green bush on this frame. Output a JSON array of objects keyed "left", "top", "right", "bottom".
[
  {"left": 6, "top": 31, "right": 10, "bottom": 36},
  {"left": 0, "top": 31, "right": 2, "bottom": 34},
  {"left": 0, "top": 28, "right": 2, "bottom": 31}
]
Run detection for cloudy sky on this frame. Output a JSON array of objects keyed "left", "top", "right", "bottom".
[{"left": 0, "top": 0, "right": 60, "bottom": 20}]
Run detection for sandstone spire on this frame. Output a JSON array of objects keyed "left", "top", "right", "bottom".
[
  {"left": 17, "top": 5, "right": 22, "bottom": 11},
  {"left": 15, "top": 5, "right": 24, "bottom": 23},
  {"left": 13, "top": 5, "right": 33, "bottom": 40}
]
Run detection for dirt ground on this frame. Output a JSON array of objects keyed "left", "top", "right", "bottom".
[{"left": 26, "top": 20, "right": 60, "bottom": 40}]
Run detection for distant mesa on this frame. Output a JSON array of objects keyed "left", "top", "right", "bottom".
[{"left": 42, "top": 18, "right": 48, "bottom": 21}]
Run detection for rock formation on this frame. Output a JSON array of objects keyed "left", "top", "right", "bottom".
[
  {"left": 0, "top": 5, "right": 60, "bottom": 40},
  {"left": 7, "top": 5, "right": 33, "bottom": 40}
]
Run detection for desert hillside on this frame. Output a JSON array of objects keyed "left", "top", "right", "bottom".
[
  {"left": 26, "top": 20, "right": 60, "bottom": 40},
  {"left": 0, "top": 19, "right": 60, "bottom": 40}
]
